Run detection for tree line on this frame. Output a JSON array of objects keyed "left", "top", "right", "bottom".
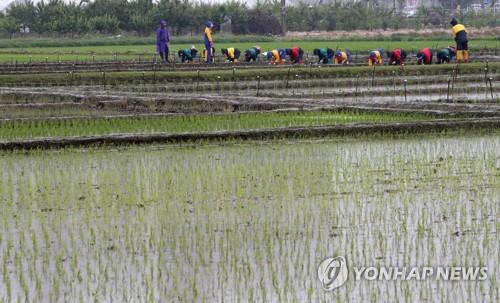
[{"left": 0, "top": 0, "right": 499, "bottom": 38}]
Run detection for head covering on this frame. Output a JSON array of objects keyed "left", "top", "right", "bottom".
[
  {"left": 335, "top": 51, "right": 342, "bottom": 57},
  {"left": 205, "top": 21, "right": 214, "bottom": 28},
  {"left": 450, "top": 17, "right": 458, "bottom": 26},
  {"left": 160, "top": 20, "right": 167, "bottom": 26}
]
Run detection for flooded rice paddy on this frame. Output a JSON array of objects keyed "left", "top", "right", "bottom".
[{"left": 0, "top": 134, "right": 498, "bottom": 302}]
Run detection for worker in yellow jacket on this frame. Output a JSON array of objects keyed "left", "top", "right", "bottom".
[
  {"left": 263, "top": 48, "right": 286, "bottom": 65},
  {"left": 203, "top": 21, "right": 215, "bottom": 63},
  {"left": 450, "top": 18, "right": 469, "bottom": 63},
  {"left": 221, "top": 48, "right": 241, "bottom": 63},
  {"left": 334, "top": 50, "right": 351, "bottom": 65},
  {"left": 368, "top": 49, "right": 383, "bottom": 66}
]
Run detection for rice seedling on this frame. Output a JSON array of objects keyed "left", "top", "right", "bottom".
[
  {"left": 0, "top": 110, "right": 434, "bottom": 141},
  {"left": 0, "top": 132, "right": 497, "bottom": 302}
]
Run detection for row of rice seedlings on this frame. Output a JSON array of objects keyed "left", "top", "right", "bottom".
[
  {"left": 0, "top": 134, "right": 498, "bottom": 301},
  {"left": 0, "top": 62, "right": 497, "bottom": 86},
  {"left": 0, "top": 110, "right": 433, "bottom": 140}
]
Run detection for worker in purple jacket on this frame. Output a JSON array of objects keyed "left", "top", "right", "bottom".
[{"left": 156, "top": 20, "right": 170, "bottom": 62}]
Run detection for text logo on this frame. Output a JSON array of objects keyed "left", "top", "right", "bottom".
[{"left": 317, "top": 256, "right": 348, "bottom": 291}]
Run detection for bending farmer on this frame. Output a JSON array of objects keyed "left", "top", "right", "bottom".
[
  {"left": 221, "top": 48, "right": 241, "bottom": 63},
  {"left": 178, "top": 46, "right": 198, "bottom": 63},
  {"left": 264, "top": 48, "right": 286, "bottom": 65},
  {"left": 387, "top": 48, "right": 407, "bottom": 65},
  {"left": 416, "top": 48, "right": 433, "bottom": 65},
  {"left": 313, "top": 48, "right": 334, "bottom": 64},
  {"left": 334, "top": 50, "right": 351, "bottom": 65},
  {"left": 436, "top": 47, "right": 456, "bottom": 64},
  {"left": 286, "top": 47, "right": 304, "bottom": 64},
  {"left": 244, "top": 46, "right": 261, "bottom": 62},
  {"left": 450, "top": 18, "right": 469, "bottom": 63},
  {"left": 368, "top": 49, "right": 383, "bottom": 66}
]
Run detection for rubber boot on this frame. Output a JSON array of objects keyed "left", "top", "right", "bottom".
[
  {"left": 464, "top": 50, "right": 469, "bottom": 63},
  {"left": 456, "top": 50, "right": 463, "bottom": 63}
]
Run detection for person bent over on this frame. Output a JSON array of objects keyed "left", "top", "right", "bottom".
[
  {"left": 244, "top": 46, "right": 261, "bottom": 62},
  {"left": 416, "top": 48, "right": 433, "bottom": 65},
  {"left": 334, "top": 50, "right": 351, "bottom": 65},
  {"left": 313, "top": 48, "right": 334, "bottom": 64},
  {"left": 387, "top": 48, "right": 407, "bottom": 65},
  {"left": 221, "top": 48, "right": 241, "bottom": 63},
  {"left": 286, "top": 47, "right": 304, "bottom": 64},
  {"left": 264, "top": 48, "right": 286, "bottom": 65},
  {"left": 178, "top": 46, "right": 198, "bottom": 63},
  {"left": 450, "top": 18, "right": 469, "bottom": 63},
  {"left": 203, "top": 21, "right": 215, "bottom": 63},
  {"left": 436, "top": 47, "right": 456, "bottom": 64},
  {"left": 368, "top": 49, "right": 383, "bottom": 66}
]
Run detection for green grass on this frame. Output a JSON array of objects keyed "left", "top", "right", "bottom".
[
  {"left": 0, "top": 110, "right": 432, "bottom": 140},
  {"left": 0, "top": 39, "right": 497, "bottom": 63}
]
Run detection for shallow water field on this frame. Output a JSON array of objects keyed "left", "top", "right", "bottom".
[{"left": 0, "top": 134, "right": 498, "bottom": 302}]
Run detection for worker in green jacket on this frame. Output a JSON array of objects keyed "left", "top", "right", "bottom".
[
  {"left": 436, "top": 47, "right": 456, "bottom": 64},
  {"left": 178, "top": 46, "right": 198, "bottom": 63},
  {"left": 313, "top": 48, "right": 334, "bottom": 64}
]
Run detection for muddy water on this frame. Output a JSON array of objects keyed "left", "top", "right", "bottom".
[{"left": 0, "top": 134, "right": 498, "bottom": 302}]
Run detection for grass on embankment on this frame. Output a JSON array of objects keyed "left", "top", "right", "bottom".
[
  {"left": 0, "top": 62, "right": 497, "bottom": 86},
  {"left": 0, "top": 110, "right": 434, "bottom": 140},
  {"left": 0, "top": 39, "right": 498, "bottom": 63}
]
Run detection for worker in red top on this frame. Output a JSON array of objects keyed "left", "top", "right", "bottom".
[
  {"left": 285, "top": 47, "right": 304, "bottom": 64},
  {"left": 416, "top": 48, "right": 433, "bottom": 65},
  {"left": 387, "top": 48, "right": 407, "bottom": 65}
]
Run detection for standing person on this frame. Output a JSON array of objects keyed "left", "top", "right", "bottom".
[
  {"left": 203, "top": 21, "right": 215, "bottom": 63},
  {"left": 286, "top": 47, "right": 304, "bottom": 64},
  {"left": 313, "top": 48, "right": 334, "bottom": 64},
  {"left": 221, "top": 48, "right": 241, "bottom": 63},
  {"left": 244, "top": 46, "right": 261, "bottom": 62},
  {"left": 387, "top": 48, "right": 407, "bottom": 65},
  {"left": 450, "top": 18, "right": 469, "bottom": 63},
  {"left": 416, "top": 48, "right": 433, "bottom": 65},
  {"left": 368, "top": 49, "right": 383, "bottom": 66},
  {"left": 334, "top": 50, "right": 351, "bottom": 65},
  {"left": 436, "top": 46, "right": 456, "bottom": 64},
  {"left": 156, "top": 20, "right": 170, "bottom": 62}
]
